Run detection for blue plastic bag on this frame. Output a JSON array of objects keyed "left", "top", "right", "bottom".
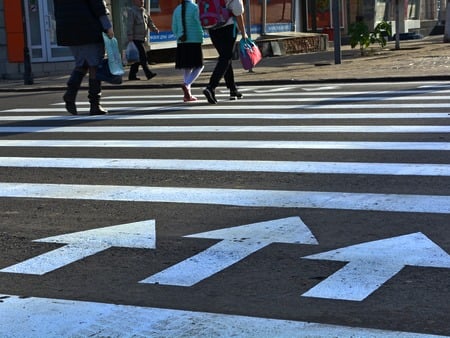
[
  {"left": 96, "top": 58, "right": 122, "bottom": 84},
  {"left": 102, "top": 33, "right": 124, "bottom": 76},
  {"left": 125, "top": 41, "right": 140, "bottom": 64}
]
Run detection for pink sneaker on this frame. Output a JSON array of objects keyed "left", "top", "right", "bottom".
[
  {"left": 184, "top": 95, "right": 198, "bottom": 102},
  {"left": 181, "top": 84, "right": 190, "bottom": 101}
]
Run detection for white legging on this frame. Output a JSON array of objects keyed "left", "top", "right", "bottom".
[{"left": 183, "top": 66, "right": 204, "bottom": 88}]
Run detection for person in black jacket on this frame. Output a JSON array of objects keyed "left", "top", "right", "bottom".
[{"left": 53, "top": 0, "right": 114, "bottom": 115}]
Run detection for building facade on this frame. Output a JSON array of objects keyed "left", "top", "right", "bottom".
[{"left": 0, "top": 0, "right": 442, "bottom": 80}]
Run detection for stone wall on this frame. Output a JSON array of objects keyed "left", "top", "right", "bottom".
[{"left": 256, "top": 33, "right": 328, "bottom": 57}]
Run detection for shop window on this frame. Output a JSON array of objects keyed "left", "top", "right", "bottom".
[
  {"left": 148, "top": 0, "right": 160, "bottom": 12},
  {"left": 407, "top": 0, "right": 419, "bottom": 19},
  {"left": 306, "top": 0, "right": 344, "bottom": 30},
  {"left": 375, "top": 0, "right": 395, "bottom": 22}
]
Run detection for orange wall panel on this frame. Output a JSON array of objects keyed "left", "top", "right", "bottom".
[{"left": 4, "top": 0, "right": 25, "bottom": 62}]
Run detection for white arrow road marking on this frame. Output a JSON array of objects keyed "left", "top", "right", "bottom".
[
  {"left": 0, "top": 183, "right": 449, "bottom": 214},
  {"left": 0, "top": 220, "right": 155, "bottom": 275},
  {"left": 1, "top": 157, "right": 449, "bottom": 176},
  {"left": 0, "top": 140, "right": 449, "bottom": 151},
  {"left": 302, "top": 232, "right": 450, "bottom": 301},
  {"left": 1, "top": 294, "right": 444, "bottom": 338},
  {"left": 140, "top": 217, "right": 318, "bottom": 286}
]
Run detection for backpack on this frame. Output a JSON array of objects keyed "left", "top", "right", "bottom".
[{"left": 198, "top": 0, "right": 232, "bottom": 29}]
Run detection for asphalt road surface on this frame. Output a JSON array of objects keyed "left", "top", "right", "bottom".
[{"left": 0, "top": 81, "right": 449, "bottom": 337}]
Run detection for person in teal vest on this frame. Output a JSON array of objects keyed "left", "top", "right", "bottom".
[{"left": 172, "top": 0, "right": 205, "bottom": 102}]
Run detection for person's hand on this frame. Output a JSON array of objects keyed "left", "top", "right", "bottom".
[
  {"left": 241, "top": 32, "right": 248, "bottom": 40},
  {"left": 155, "top": 28, "right": 160, "bottom": 34},
  {"left": 106, "top": 27, "right": 114, "bottom": 39}
]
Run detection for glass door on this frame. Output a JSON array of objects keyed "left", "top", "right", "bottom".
[{"left": 25, "top": 0, "right": 73, "bottom": 62}]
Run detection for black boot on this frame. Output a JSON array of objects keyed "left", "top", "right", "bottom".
[
  {"left": 63, "top": 70, "right": 85, "bottom": 115},
  {"left": 88, "top": 79, "right": 108, "bottom": 115}
]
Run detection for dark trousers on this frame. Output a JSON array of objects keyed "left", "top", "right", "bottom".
[
  {"left": 208, "top": 24, "right": 237, "bottom": 90},
  {"left": 129, "top": 40, "right": 152, "bottom": 78}
]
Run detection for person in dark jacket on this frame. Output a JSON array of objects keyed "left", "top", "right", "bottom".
[
  {"left": 203, "top": 0, "right": 247, "bottom": 104},
  {"left": 53, "top": 0, "right": 114, "bottom": 115}
]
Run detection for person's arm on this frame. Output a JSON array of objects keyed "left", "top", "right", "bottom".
[
  {"left": 89, "top": 0, "right": 114, "bottom": 38},
  {"left": 148, "top": 15, "right": 159, "bottom": 34},
  {"left": 228, "top": 0, "right": 247, "bottom": 39},
  {"left": 171, "top": 8, "right": 181, "bottom": 39},
  {"left": 99, "top": 15, "right": 114, "bottom": 38},
  {"left": 127, "top": 9, "right": 134, "bottom": 41},
  {"left": 234, "top": 14, "right": 247, "bottom": 40}
]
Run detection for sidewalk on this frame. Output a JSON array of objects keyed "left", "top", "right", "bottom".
[{"left": 1, "top": 35, "right": 449, "bottom": 92}]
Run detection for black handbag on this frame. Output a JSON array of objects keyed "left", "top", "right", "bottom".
[{"left": 96, "top": 58, "right": 123, "bottom": 84}]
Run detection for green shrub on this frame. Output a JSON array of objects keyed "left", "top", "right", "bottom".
[{"left": 349, "top": 20, "right": 392, "bottom": 55}]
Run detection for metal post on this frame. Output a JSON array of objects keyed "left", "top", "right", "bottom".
[
  {"left": 262, "top": 0, "right": 267, "bottom": 35},
  {"left": 245, "top": 0, "right": 251, "bottom": 38},
  {"left": 395, "top": 0, "right": 400, "bottom": 49},
  {"left": 332, "top": 0, "right": 341, "bottom": 64},
  {"left": 311, "top": 0, "right": 317, "bottom": 32},
  {"left": 21, "top": 0, "right": 34, "bottom": 85}
]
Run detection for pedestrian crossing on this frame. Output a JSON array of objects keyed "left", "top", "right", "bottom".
[
  {"left": 0, "top": 83, "right": 449, "bottom": 210},
  {"left": 1, "top": 82, "right": 449, "bottom": 337}
]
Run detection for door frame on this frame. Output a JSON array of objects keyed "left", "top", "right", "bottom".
[{"left": 25, "top": 0, "right": 73, "bottom": 62}]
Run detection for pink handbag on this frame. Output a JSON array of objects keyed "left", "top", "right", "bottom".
[{"left": 239, "top": 38, "right": 262, "bottom": 70}]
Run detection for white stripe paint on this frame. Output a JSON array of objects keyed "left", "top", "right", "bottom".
[
  {"left": 1, "top": 157, "right": 449, "bottom": 176},
  {"left": 57, "top": 96, "right": 450, "bottom": 105},
  {"left": 0, "top": 140, "right": 449, "bottom": 151},
  {"left": 1, "top": 125, "right": 449, "bottom": 133},
  {"left": 0, "top": 294, "right": 443, "bottom": 338},
  {"left": 102, "top": 90, "right": 450, "bottom": 99},
  {"left": 0, "top": 183, "right": 449, "bottom": 214},
  {"left": 0, "top": 112, "right": 448, "bottom": 120},
  {"left": 3, "top": 103, "right": 450, "bottom": 113},
  {"left": 19, "top": 99, "right": 450, "bottom": 112}
]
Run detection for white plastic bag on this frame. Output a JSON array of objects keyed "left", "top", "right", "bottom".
[
  {"left": 96, "top": 33, "right": 124, "bottom": 84},
  {"left": 102, "top": 33, "right": 124, "bottom": 76}
]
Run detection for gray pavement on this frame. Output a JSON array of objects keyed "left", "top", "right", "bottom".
[{"left": 1, "top": 35, "right": 450, "bottom": 92}]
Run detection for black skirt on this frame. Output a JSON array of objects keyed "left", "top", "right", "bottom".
[{"left": 175, "top": 43, "right": 204, "bottom": 69}]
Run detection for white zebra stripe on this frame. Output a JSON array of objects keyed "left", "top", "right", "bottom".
[
  {"left": 3, "top": 103, "right": 450, "bottom": 113},
  {"left": 0, "top": 182, "right": 449, "bottom": 213},
  {"left": 62, "top": 103, "right": 450, "bottom": 109},
  {"left": 0, "top": 140, "right": 449, "bottom": 151},
  {"left": 1, "top": 157, "right": 448, "bottom": 176},
  {"left": 1, "top": 125, "right": 449, "bottom": 133},
  {"left": 50, "top": 96, "right": 450, "bottom": 105},
  {"left": 1, "top": 294, "right": 442, "bottom": 338},
  {"left": 0, "top": 125, "right": 450, "bottom": 133},
  {"left": 0, "top": 112, "right": 448, "bottom": 120},
  {"left": 102, "top": 90, "right": 450, "bottom": 99}
]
